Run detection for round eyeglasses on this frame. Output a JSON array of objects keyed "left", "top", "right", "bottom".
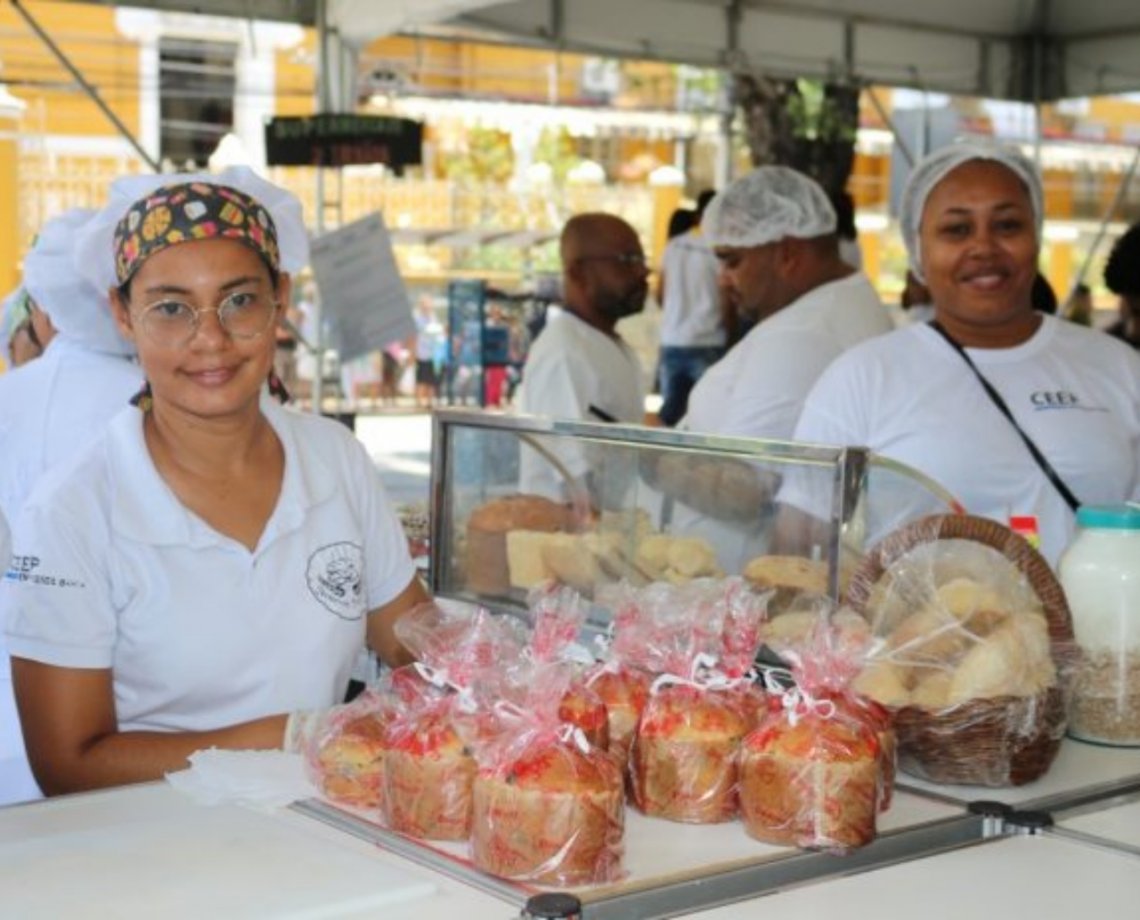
[{"left": 137, "top": 290, "right": 279, "bottom": 348}]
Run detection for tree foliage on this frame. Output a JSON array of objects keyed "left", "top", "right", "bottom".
[{"left": 734, "top": 74, "right": 860, "bottom": 197}]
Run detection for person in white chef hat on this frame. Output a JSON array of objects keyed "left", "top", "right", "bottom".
[{"left": 0, "top": 207, "right": 145, "bottom": 806}]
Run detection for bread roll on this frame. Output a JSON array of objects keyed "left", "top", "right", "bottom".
[
  {"left": 743, "top": 555, "right": 829, "bottom": 615},
  {"left": 947, "top": 613, "right": 1056, "bottom": 705},
  {"left": 911, "top": 671, "right": 953, "bottom": 710},
  {"left": 852, "top": 662, "right": 911, "bottom": 708},
  {"left": 886, "top": 606, "right": 972, "bottom": 666}
]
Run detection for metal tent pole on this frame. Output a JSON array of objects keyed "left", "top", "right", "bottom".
[
  {"left": 311, "top": 0, "right": 330, "bottom": 413},
  {"left": 865, "top": 86, "right": 915, "bottom": 168},
  {"left": 1070, "top": 146, "right": 1140, "bottom": 294}
]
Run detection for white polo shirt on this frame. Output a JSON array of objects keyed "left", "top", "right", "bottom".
[
  {"left": 659, "top": 229, "right": 724, "bottom": 348},
  {"left": 517, "top": 308, "right": 645, "bottom": 500},
  {"left": 788, "top": 316, "right": 1140, "bottom": 565},
  {"left": 3, "top": 400, "right": 416, "bottom": 734},
  {"left": 682, "top": 272, "right": 892, "bottom": 440}
]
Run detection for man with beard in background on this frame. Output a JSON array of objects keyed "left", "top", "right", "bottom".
[{"left": 516, "top": 213, "right": 648, "bottom": 502}]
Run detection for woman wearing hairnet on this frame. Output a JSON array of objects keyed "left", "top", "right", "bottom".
[
  {"left": 3, "top": 168, "right": 428, "bottom": 795},
  {"left": 789, "top": 142, "right": 1140, "bottom": 565},
  {"left": 0, "top": 209, "right": 144, "bottom": 806}
]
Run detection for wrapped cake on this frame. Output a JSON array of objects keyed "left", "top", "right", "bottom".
[
  {"left": 382, "top": 603, "right": 523, "bottom": 840},
  {"left": 383, "top": 702, "right": 480, "bottom": 840},
  {"left": 311, "top": 709, "right": 390, "bottom": 810},
  {"left": 738, "top": 704, "right": 881, "bottom": 851},
  {"left": 472, "top": 725, "right": 624, "bottom": 886},
  {"left": 306, "top": 668, "right": 445, "bottom": 812},
  {"left": 632, "top": 682, "right": 750, "bottom": 823},
  {"left": 584, "top": 664, "right": 651, "bottom": 765},
  {"left": 624, "top": 578, "right": 769, "bottom": 822}
]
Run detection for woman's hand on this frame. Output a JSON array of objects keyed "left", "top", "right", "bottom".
[
  {"left": 366, "top": 574, "right": 431, "bottom": 668},
  {"left": 11, "top": 658, "right": 288, "bottom": 795}
]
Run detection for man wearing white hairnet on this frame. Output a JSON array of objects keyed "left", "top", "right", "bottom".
[
  {"left": 642, "top": 167, "right": 890, "bottom": 571},
  {"left": 0, "top": 208, "right": 142, "bottom": 806},
  {"left": 680, "top": 166, "right": 891, "bottom": 440}
]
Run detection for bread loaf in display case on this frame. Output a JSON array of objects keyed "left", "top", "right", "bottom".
[{"left": 466, "top": 495, "right": 571, "bottom": 595}]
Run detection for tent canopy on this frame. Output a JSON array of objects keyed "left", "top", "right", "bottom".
[{"left": 69, "top": 1, "right": 1140, "bottom": 100}]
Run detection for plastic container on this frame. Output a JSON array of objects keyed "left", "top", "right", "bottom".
[{"left": 1058, "top": 505, "right": 1140, "bottom": 746}]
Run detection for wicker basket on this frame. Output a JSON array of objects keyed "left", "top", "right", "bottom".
[{"left": 846, "top": 514, "right": 1074, "bottom": 787}]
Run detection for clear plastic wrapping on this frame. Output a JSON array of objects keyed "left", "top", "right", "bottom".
[
  {"left": 845, "top": 514, "right": 1076, "bottom": 786},
  {"left": 740, "top": 628, "right": 884, "bottom": 852},
  {"left": 626, "top": 579, "right": 769, "bottom": 823},
  {"left": 471, "top": 709, "right": 624, "bottom": 886},
  {"left": 381, "top": 604, "right": 522, "bottom": 840}
]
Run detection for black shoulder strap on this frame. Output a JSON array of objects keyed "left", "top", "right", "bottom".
[{"left": 928, "top": 320, "right": 1081, "bottom": 512}]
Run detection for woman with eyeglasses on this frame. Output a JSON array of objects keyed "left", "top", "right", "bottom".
[{"left": 3, "top": 169, "right": 428, "bottom": 794}]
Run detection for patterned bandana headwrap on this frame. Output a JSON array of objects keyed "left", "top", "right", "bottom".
[{"left": 112, "top": 181, "right": 281, "bottom": 285}]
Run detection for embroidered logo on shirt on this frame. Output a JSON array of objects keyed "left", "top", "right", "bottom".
[
  {"left": 1029, "top": 391, "right": 1107, "bottom": 412},
  {"left": 306, "top": 542, "right": 365, "bottom": 620}
]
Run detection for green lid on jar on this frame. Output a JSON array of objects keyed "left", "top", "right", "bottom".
[{"left": 1076, "top": 505, "right": 1140, "bottom": 530}]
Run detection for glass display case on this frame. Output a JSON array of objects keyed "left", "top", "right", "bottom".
[{"left": 428, "top": 410, "right": 961, "bottom": 618}]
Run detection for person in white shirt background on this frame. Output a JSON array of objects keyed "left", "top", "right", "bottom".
[
  {"left": 680, "top": 165, "right": 893, "bottom": 442},
  {"left": 787, "top": 141, "right": 1140, "bottom": 566},
  {"left": 516, "top": 212, "right": 647, "bottom": 506},
  {"left": 655, "top": 189, "right": 727, "bottom": 426},
  {"left": 0, "top": 209, "right": 144, "bottom": 525},
  {"left": 648, "top": 167, "right": 892, "bottom": 570},
  {"left": 0, "top": 208, "right": 145, "bottom": 805},
  {"left": 3, "top": 167, "right": 429, "bottom": 795}
]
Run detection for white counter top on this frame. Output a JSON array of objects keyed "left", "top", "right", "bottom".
[
  {"left": 897, "top": 737, "right": 1140, "bottom": 809},
  {"left": 690, "top": 834, "right": 1140, "bottom": 920},
  {"left": 0, "top": 783, "right": 515, "bottom": 920},
  {"left": 2, "top": 746, "right": 1136, "bottom": 920},
  {"left": 1057, "top": 793, "right": 1140, "bottom": 852}
]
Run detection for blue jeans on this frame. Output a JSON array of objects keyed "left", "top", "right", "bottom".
[{"left": 658, "top": 345, "right": 724, "bottom": 426}]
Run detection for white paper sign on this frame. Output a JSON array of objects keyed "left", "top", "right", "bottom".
[{"left": 309, "top": 212, "right": 415, "bottom": 363}]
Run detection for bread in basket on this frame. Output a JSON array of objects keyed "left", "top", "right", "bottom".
[{"left": 845, "top": 514, "right": 1075, "bottom": 787}]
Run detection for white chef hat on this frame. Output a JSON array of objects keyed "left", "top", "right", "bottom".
[
  {"left": 74, "top": 165, "right": 310, "bottom": 294},
  {"left": 900, "top": 141, "right": 1044, "bottom": 283},
  {"left": 23, "top": 208, "right": 136, "bottom": 357},
  {"left": 701, "top": 165, "right": 837, "bottom": 249}
]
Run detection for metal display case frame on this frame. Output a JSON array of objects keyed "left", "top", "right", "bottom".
[{"left": 427, "top": 409, "right": 959, "bottom": 610}]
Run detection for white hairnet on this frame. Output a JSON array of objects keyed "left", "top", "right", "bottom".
[
  {"left": 900, "top": 141, "right": 1044, "bottom": 283},
  {"left": 701, "top": 165, "right": 837, "bottom": 249},
  {"left": 74, "top": 165, "right": 310, "bottom": 294},
  {"left": 23, "top": 208, "right": 136, "bottom": 357}
]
